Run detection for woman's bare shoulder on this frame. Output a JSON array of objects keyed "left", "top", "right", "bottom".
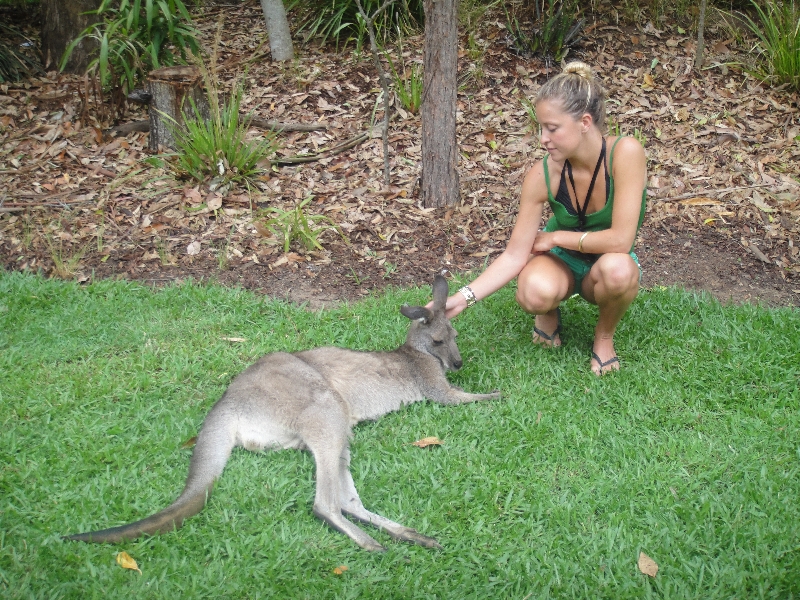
[
  {"left": 608, "top": 135, "right": 646, "bottom": 161},
  {"left": 521, "top": 158, "right": 552, "bottom": 202}
]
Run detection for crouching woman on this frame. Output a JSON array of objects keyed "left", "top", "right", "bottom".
[{"left": 445, "top": 61, "right": 647, "bottom": 375}]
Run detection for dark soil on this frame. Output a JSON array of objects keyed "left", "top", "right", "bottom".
[{"left": 53, "top": 208, "right": 795, "bottom": 310}]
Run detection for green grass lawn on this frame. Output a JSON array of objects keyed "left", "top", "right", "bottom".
[{"left": 0, "top": 271, "right": 798, "bottom": 599}]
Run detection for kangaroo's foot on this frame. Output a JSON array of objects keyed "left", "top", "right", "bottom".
[
  {"left": 340, "top": 483, "right": 443, "bottom": 549},
  {"left": 313, "top": 505, "right": 387, "bottom": 551}
]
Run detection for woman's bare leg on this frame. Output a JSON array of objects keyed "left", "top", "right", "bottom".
[
  {"left": 581, "top": 253, "right": 640, "bottom": 374},
  {"left": 516, "top": 254, "right": 574, "bottom": 347}
]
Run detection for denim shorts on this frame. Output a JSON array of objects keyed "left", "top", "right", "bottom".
[{"left": 549, "top": 247, "right": 641, "bottom": 297}]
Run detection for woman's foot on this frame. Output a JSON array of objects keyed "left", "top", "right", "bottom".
[
  {"left": 591, "top": 336, "right": 619, "bottom": 375},
  {"left": 532, "top": 307, "right": 562, "bottom": 347}
]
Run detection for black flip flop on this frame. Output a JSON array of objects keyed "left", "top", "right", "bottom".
[
  {"left": 591, "top": 351, "right": 619, "bottom": 375},
  {"left": 532, "top": 307, "right": 562, "bottom": 346}
]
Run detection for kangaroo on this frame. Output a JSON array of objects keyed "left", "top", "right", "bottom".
[{"left": 65, "top": 275, "right": 500, "bottom": 551}]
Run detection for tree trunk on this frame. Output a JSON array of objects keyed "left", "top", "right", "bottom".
[
  {"left": 40, "top": 0, "right": 101, "bottom": 73},
  {"left": 694, "top": 0, "right": 708, "bottom": 70},
  {"left": 260, "top": 0, "right": 294, "bottom": 62},
  {"left": 421, "top": 0, "right": 459, "bottom": 208},
  {"left": 147, "top": 66, "right": 210, "bottom": 152}
]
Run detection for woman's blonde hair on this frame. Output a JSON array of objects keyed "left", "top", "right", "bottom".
[{"left": 535, "top": 61, "right": 607, "bottom": 131}]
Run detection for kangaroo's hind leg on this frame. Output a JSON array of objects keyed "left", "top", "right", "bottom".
[
  {"left": 339, "top": 447, "right": 442, "bottom": 549},
  {"left": 301, "top": 392, "right": 386, "bottom": 552}
]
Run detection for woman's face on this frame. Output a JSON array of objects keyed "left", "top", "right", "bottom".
[{"left": 535, "top": 99, "right": 584, "bottom": 160}]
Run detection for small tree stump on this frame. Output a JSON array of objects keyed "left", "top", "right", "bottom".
[{"left": 147, "top": 65, "right": 211, "bottom": 152}]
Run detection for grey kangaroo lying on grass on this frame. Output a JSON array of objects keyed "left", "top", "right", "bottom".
[{"left": 65, "top": 275, "right": 500, "bottom": 551}]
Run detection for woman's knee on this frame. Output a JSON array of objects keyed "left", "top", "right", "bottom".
[
  {"left": 593, "top": 255, "right": 639, "bottom": 295},
  {"left": 516, "top": 284, "right": 555, "bottom": 313},
  {"left": 516, "top": 262, "right": 570, "bottom": 312}
]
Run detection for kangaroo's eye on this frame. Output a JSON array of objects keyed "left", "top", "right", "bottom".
[{"left": 432, "top": 339, "right": 444, "bottom": 346}]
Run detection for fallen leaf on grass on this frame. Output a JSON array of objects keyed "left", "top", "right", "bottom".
[
  {"left": 333, "top": 565, "right": 349, "bottom": 575},
  {"left": 116, "top": 551, "right": 142, "bottom": 574},
  {"left": 253, "top": 222, "right": 272, "bottom": 238},
  {"left": 180, "top": 436, "right": 197, "bottom": 449},
  {"left": 412, "top": 436, "right": 443, "bottom": 448},
  {"left": 638, "top": 551, "right": 658, "bottom": 577},
  {"left": 221, "top": 337, "right": 247, "bottom": 342}
]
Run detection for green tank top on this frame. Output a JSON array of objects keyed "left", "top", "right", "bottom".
[{"left": 542, "top": 136, "right": 647, "bottom": 252}]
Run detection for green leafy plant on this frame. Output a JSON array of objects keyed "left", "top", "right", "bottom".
[
  {"left": 633, "top": 127, "right": 648, "bottom": 147},
  {"left": 258, "top": 197, "right": 344, "bottom": 253},
  {"left": 168, "top": 85, "right": 277, "bottom": 188},
  {"left": 742, "top": 0, "right": 800, "bottom": 91},
  {"left": 504, "top": 0, "right": 584, "bottom": 63},
  {"left": 61, "top": 0, "right": 200, "bottom": 97},
  {"left": 347, "top": 266, "right": 369, "bottom": 285},
  {"left": 289, "top": 0, "right": 424, "bottom": 48},
  {"left": 608, "top": 117, "right": 622, "bottom": 137},
  {"left": 382, "top": 260, "right": 397, "bottom": 278},
  {"left": 164, "top": 36, "right": 277, "bottom": 188},
  {"left": 386, "top": 52, "right": 422, "bottom": 115}
]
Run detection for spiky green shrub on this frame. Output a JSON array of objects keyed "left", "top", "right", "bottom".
[
  {"left": 288, "top": 0, "right": 424, "bottom": 48},
  {"left": 258, "top": 197, "right": 344, "bottom": 253},
  {"left": 386, "top": 53, "right": 422, "bottom": 115},
  {"left": 61, "top": 0, "right": 200, "bottom": 95},
  {"left": 504, "top": 0, "right": 584, "bottom": 63},
  {"left": 743, "top": 0, "right": 800, "bottom": 91},
  {"left": 168, "top": 83, "right": 277, "bottom": 188}
]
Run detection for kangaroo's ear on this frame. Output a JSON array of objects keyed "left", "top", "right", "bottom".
[
  {"left": 431, "top": 274, "right": 449, "bottom": 311},
  {"left": 401, "top": 304, "right": 432, "bottom": 323}
]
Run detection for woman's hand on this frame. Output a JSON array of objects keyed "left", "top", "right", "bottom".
[
  {"left": 532, "top": 231, "right": 557, "bottom": 253},
  {"left": 425, "top": 293, "right": 468, "bottom": 319}
]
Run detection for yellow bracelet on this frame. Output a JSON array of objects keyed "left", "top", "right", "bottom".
[{"left": 578, "top": 232, "right": 589, "bottom": 253}]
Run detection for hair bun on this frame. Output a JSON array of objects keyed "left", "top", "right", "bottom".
[{"left": 563, "top": 61, "right": 593, "bottom": 81}]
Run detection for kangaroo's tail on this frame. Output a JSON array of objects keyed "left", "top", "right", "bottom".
[{"left": 65, "top": 406, "right": 236, "bottom": 544}]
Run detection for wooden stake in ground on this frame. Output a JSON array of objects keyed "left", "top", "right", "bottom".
[
  {"left": 694, "top": 0, "right": 708, "bottom": 70},
  {"left": 147, "top": 65, "right": 210, "bottom": 152},
  {"left": 421, "top": 0, "right": 459, "bottom": 207},
  {"left": 354, "top": 0, "right": 397, "bottom": 188}
]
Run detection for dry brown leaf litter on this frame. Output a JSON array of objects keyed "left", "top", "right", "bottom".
[{"left": 1, "top": 4, "right": 798, "bottom": 307}]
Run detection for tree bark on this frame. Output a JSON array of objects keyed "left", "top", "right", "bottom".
[
  {"left": 694, "top": 0, "right": 708, "bottom": 70},
  {"left": 260, "top": 0, "right": 294, "bottom": 62},
  {"left": 147, "top": 66, "right": 210, "bottom": 152},
  {"left": 421, "top": 0, "right": 459, "bottom": 208},
  {"left": 40, "top": 0, "right": 101, "bottom": 73}
]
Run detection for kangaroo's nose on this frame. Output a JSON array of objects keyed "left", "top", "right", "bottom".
[{"left": 453, "top": 358, "right": 462, "bottom": 370}]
